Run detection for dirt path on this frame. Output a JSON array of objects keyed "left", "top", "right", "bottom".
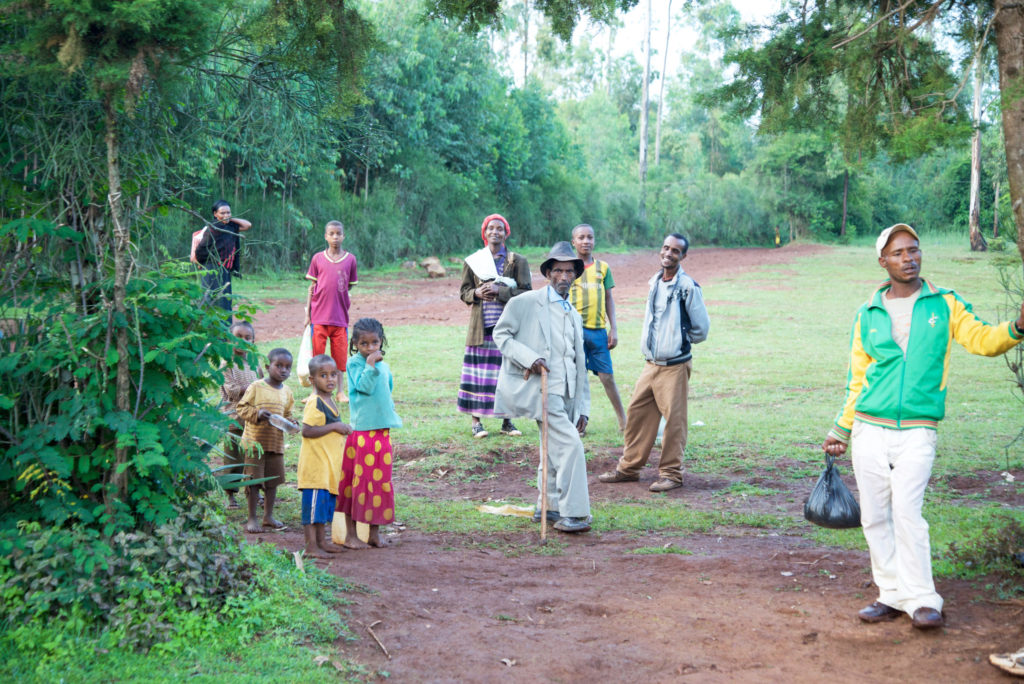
[
  {"left": 252, "top": 243, "right": 828, "bottom": 338},
  {"left": 254, "top": 244, "right": 1023, "bottom": 682}
]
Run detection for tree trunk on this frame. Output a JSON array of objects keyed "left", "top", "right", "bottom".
[
  {"left": 994, "top": 179, "right": 1001, "bottom": 237},
  {"left": 104, "top": 96, "right": 131, "bottom": 507},
  {"left": 840, "top": 168, "right": 849, "bottom": 237},
  {"left": 638, "top": 0, "right": 652, "bottom": 220},
  {"left": 522, "top": 0, "right": 529, "bottom": 86},
  {"left": 969, "top": 17, "right": 988, "bottom": 252},
  {"left": 606, "top": 25, "right": 615, "bottom": 96},
  {"left": 654, "top": 0, "right": 672, "bottom": 166},
  {"left": 995, "top": 0, "right": 1024, "bottom": 263}
]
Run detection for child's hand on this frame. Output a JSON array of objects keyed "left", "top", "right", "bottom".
[
  {"left": 257, "top": 409, "right": 271, "bottom": 421},
  {"left": 366, "top": 350, "right": 384, "bottom": 366},
  {"left": 335, "top": 422, "right": 353, "bottom": 435}
]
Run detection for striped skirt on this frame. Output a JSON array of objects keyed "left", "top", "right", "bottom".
[{"left": 456, "top": 332, "right": 505, "bottom": 417}]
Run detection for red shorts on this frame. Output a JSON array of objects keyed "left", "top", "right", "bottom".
[{"left": 313, "top": 324, "right": 348, "bottom": 372}]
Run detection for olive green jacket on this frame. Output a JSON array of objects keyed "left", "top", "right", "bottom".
[{"left": 459, "top": 250, "right": 532, "bottom": 346}]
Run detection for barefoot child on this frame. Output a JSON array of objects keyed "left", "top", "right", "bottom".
[
  {"left": 305, "top": 220, "right": 358, "bottom": 402},
  {"left": 219, "top": 321, "right": 262, "bottom": 509},
  {"left": 336, "top": 318, "right": 402, "bottom": 548},
  {"left": 236, "top": 348, "right": 295, "bottom": 534},
  {"left": 298, "top": 354, "right": 353, "bottom": 557}
]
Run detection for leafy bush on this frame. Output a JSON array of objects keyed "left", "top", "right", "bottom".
[
  {"left": 0, "top": 531, "right": 354, "bottom": 680},
  {"left": 0, "top": 219, "right": 249, "bottom": 531},
  {"left": 0, "top": 501, "right": 254, "bottom": 648}
]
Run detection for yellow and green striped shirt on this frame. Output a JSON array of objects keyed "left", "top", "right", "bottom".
[{"left": 569, "top": 259, "right": 614, "bottom": 330}]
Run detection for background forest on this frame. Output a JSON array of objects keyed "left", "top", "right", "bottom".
[{"left": 3, "top": 0, "right": 1011, "bottom": 275}]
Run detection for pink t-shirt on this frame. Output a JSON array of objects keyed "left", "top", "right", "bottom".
[{"left": 306, "top": 251, "right": 358, "bottom": 327}]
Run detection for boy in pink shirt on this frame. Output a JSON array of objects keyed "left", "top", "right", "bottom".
[{"left": 305, "top": 220, "right": 358, "bottom": 401}]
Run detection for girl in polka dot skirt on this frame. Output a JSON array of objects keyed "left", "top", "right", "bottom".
[{"left": 337, "top": 318, "right": 402, "bottom": 548}]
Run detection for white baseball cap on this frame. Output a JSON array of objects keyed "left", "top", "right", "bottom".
[{"left": 876, "top": 223, "right": 920, "bottom": 257}]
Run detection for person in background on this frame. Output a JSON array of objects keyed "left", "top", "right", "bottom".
[
  {"left": 305, "top": 220, "right": 358, "bottom": 403},
  {"left": 568, "top": 223, "right": 626, "bottom": 432},
  {"left": 219, "top": 320, "right": 261, "bottom": 509},
  {"left": 196, "top": 199, "right": 251, "bottom": 323},
  {"left": 457, "top": 213, "right": 531, "bottom": 439},
  {"left": 598, "top": 234, "right": 709, "bottom": 493}
]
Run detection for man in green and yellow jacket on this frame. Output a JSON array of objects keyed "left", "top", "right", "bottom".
[{"left": 823, "top": 223, "right": 1024, "bottom": 631}]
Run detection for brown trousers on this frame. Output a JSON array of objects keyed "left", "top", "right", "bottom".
[{"left": 617, "top": 361, "right": 691, "bottom": 482}]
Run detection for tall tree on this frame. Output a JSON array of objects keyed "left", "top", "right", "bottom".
[
  {"left": 967, "top": 4, "right": 994, "bottom": 251},
  {"left": 654, "top": 0, "right": 673, "bottom": 165},
  {"left": 638, "top": 0, "right": 652, "bottom": 220},
  {"left": 715, "top": 1, "right": 1024, "bottom": 259}
]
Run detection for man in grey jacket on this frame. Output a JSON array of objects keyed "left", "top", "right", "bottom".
[
  {"left": 598, "top": 233, "right": 709, "bottom": 492},
  {"left": 494, "top": 242, "right": 592, "bottom": 532}
]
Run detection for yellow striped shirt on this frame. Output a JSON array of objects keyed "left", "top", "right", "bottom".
[{"left": 569, "top": 260, "right": 614, "bottom": 329}]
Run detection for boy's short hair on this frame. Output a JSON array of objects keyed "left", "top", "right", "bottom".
[
  {"left": 571, "top": 223, "right": 594, "bottom": 237},
  {"left": 267, "top": 347, "right": 292, "bottom": 363},
  {"left": 308, "top": 353, "right": 336, "bottom": 375},
  {"left": 230, "top": 320, "right": 255, "bottom": 336},
  {"left": 325, "top": 220, "right": 344, "bottom": 232}
]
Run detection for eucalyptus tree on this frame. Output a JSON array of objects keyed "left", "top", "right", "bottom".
[{"left": 713, "top": 0, "right": 1024, "bottom": 256}]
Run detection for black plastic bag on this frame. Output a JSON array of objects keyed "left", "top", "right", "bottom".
[{"left": 804, "top": 453, "right": 861, "bottom": 529}]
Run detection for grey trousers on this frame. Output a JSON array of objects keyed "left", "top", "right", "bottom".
[{"left": 535, "top": 393, "right": 591, "bottom": 518}]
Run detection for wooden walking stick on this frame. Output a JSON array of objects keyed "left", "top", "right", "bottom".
[{"left": 540, "top": 366, "right": 549, "bottom": 543}]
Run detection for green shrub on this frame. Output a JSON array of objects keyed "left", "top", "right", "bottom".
[
  {"left": 0, "top": 501, "right": 253, "bottom": 648},
  {"left": 0, "top": 218, "right": 248, "bottom": 531}
]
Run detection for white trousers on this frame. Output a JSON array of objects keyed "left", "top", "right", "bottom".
[
  {"left": 851, "top": 421, "right": 942, "bottom": 615},
  {"left": 535, "top": 394, "right": 591, "bottom": 518}
]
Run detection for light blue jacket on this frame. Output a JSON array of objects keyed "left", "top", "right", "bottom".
[{"left": 347, "top": 354, "right": 402, "bottom": 431}]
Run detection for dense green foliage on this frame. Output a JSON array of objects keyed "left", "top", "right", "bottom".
[
  {"left": 0, "top": 502, "right": 253, "bottom": 648},
  {"left": 0, "top": 528, "right": 353, "bottom": 680}
]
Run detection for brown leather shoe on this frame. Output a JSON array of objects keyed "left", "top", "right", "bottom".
[
  {"left": 911, "top": 607, "right": 944, "bottom": 629},
  {"left": 598, "top": 470, "right": 638, "bottom": 483},
  {"left": 858, "top": 601, "right": 901, "bottom": 623},
  {"left": 649, "top": 478, "right": 683, "bottom": 492}
]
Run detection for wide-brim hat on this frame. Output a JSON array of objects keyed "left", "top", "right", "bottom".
[
  {"left": 540, "top": 241, "right": 584, "bottom": 279},
  {"left": 876, "top": 223, "right": 920, "bottom": 257}
]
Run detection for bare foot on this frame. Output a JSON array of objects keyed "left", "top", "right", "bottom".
[
  {"left": 343, "top": 538, "right": 369, "bottom": 550},
  {"left": 262, "top": 517, "right": 286, "bottom": 530},
  {"left": 303, "top": 545, "right": 327, "bottom": 559},
  {"left": 367, "top": 529, "right": 387, "bottom": 547},
  {"left": 318, "top": 542, "right": 345, "bottom": 554},
  {"left": 245, "top": 518, "right": 264, "bottom": 534}
]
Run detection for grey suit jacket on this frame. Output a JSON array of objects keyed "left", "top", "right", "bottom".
[{"left": 493, "top": 287, "right": 590, "bottom": 422}]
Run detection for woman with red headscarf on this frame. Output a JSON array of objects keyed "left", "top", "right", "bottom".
[{"left": 457, "top": 214, "right": 532, "bottom": 438}]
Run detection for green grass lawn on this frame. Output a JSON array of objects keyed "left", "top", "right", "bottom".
[{"left": 252, "top": 240, "right": 1023, "bottom": 556}]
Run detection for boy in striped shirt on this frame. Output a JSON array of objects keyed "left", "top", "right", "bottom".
[{"left": 569, "top": 224, "right": 626, "bottom": 432}]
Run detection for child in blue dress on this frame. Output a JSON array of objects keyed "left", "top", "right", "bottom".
[{"left": 336, "top": 318, "right": 402, "bottom": 548}]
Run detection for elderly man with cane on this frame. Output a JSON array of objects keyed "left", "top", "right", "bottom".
[{"left": 494, "top": 241, "right": 592, "bottom": 534}]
